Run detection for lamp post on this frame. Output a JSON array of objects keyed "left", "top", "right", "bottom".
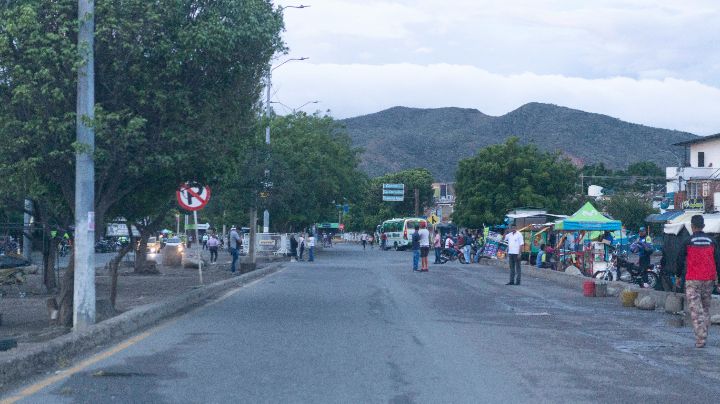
[{"left": 262, "top": 56, "right": 308, "bottom": 234}]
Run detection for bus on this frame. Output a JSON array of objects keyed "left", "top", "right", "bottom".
[{"left": 380, "top": 218, "right": 428, "bottom": 250}]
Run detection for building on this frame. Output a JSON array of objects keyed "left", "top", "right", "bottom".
[
  {"left": 430, "top": 182, "right": 455, "bottom": 222},
  {"left": 667, "top": 133, "right": 720, "bottom": 211}
]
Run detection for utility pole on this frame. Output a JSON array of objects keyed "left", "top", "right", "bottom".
[
  {"left": 23, "top": 199, "right": 32, "bottom": 262},
  {"left": 73, "top": 0, "right": 96, "bottom": 330},
  {"left": 414, "top": 188, "right": 420, "bottom": 217}
]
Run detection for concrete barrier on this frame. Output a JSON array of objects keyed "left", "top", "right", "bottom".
[{"left": 0, "top": 262, "right": 285, "bottom": 391}]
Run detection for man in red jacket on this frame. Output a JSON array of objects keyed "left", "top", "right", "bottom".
[{"left": 678, "top": 215, "right": 720, "bottom": 348}]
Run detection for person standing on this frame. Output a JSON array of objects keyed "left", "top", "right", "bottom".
[
  {"left": 228, "top": 226, "right": 241, "bottom": 273},
  {"left": 433, "top": 230, "right": 442, "bottom": 264},
  {"left": 308, "top": 232, "right": 316, "bottom": 262},
  {"left": 202, "top": 233, "right": 209, "bottom": 250},
  {"left": 298, "top": 233, "right": 306, "bottom": 261},
  {"left": 381, "top": 231, "right": 387, "bottom": 251},
  {"left": 419, "top": 222, "right": 430, "bottom": 271},
  {"left": 290, "top": 234, "right": 298, "bottom": 262},
  {"left": 504, "top": 227, "right": 524, "bottom": 285},
  {"left": 361, "top": 233, "right": 367, "bottom": 250},
  {"left": 411, "top": 224, "right": 421, "bottom": 272},
  {"left": 678, "top": 215, "right": 720, "bottom": 348},
  {"left": 463, "top": 230, "right": 473, "bottom": 265}
]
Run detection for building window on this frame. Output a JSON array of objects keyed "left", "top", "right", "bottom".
[
  {"left": 698, "top": 151, "right": 705, "bottom": 167},
  {"left": 688, "top": 182, "right": 700, "bottom": 199}
]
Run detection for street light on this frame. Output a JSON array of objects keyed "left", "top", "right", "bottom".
[{"left": 270, "top": 100, "right": 320, "bottom": 114}]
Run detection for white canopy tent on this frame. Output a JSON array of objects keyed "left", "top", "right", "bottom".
[{"left": 663, "top": 211, "right": 720, "bottom": 235}]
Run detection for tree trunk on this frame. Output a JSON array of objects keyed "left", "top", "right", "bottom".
[
  {"left": 57, "top": 253, "right": 74, "bottom": 327},
  {"left": 133, "top": 230, "right": 150, "bottom": 273},
  {"left": 42, "top": 227, "right": 58, "bottom": 293},
  {"left": 109, "top": 243, "right": 133, "bottom": 309}
]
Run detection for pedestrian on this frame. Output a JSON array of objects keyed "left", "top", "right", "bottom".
[
  {"left": 207, "top": 234, "right": 219, "bottom": 264},
  {"left": 361, "top": 233, "right": 367, "bottom": 250},
  {"left": 290, "top": 234, "right": 298, "bottom": 261},
  {"left": 419, "top": 222, "right": 430, "bottom": 271},
  {"left": 381, "top": 231, "right": 387, "bottom": 251},
  {"left": 504, "top": 226, "right": 524, "bottom": 285},
  {"left": 202, "top": 233, "right": 209, "bottom": 250},
  {"left": 463, "top": 230, "right": 473, "bottom": 265},
  {"left": 411, "top": 224, "right": 421, "bottom": 272},
  {"left": 298, "top": 233, "right": 306, "bottom": 261},
  {"left": 369, "top": 234, "right": 375, "bottom": 249},
  {"left": 678, "top": 215, "right": 720, "bottom": 348},
  {"left": 228, "top": 226, "right": 241, "bottom": 273},
  {"left": 308, "top": 232, "right": 316, "bottom": 262},
  {"left": 433, "top": 229, "right": 442, "bottom": 264}
]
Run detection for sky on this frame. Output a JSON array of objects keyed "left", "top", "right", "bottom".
[{"left": 272, "top": 0, "right": 720, "bottom": 135}]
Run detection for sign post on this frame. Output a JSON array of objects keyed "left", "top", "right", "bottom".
[{"left": 177, "top": 183, "right": 211, "bottom": 285}]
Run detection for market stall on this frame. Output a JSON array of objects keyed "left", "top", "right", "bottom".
[{"left": 552, "top": 202, "right": 622, "bottom": 276}]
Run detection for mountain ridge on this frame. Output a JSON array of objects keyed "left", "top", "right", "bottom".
[{"left": 341, "top": 103, "right": 697, "bottom": 181}]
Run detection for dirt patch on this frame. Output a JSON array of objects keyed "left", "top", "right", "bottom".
[{"left": 0, "top": 251, "right": 257, "bottom": 345}]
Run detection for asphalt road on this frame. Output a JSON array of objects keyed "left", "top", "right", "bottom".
[{"left": 7, "top": 244, "right": 720, "bottom": 403}]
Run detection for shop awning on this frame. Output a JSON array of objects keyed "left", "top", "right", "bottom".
[{"left": 645, "top": 211, "right": 685, "bottom": 223}]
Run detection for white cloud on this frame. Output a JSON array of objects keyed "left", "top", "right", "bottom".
[{"left": 273, "top": 63, "right": 720, "bottom": 135}]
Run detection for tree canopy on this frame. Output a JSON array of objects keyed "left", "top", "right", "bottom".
[{"left": 453, "top": 138, "right": 578, "bottom": 226}]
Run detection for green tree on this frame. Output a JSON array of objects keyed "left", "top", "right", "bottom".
[
  {"left": 454, "top": 138, "right": 578, "bottom": 226},
  {"left": 605, "top": 194, "right": 657, "bottom": 231}
]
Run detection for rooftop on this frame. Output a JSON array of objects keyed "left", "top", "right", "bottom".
[{"left": 673, "top": 133, "right": 720, "bottom": 146}]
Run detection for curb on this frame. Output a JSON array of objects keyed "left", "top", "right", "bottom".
[
  {"left": 0, "top": 262, "right": 285, "bottom": 391},
  {"left": 479, "top": 258, "right": 720, "bottom": 314}
]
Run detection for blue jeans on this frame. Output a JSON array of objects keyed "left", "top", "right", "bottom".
[
  {"left": 230, "top": 247, "right": 239, "bottom": 273},
  {"left": 413, "top": 249, "right": 420, "bottom": 270},
  {"left": 464, "top": 245, "right": 471, "bottom": 263},
  {"left": 309, "top": 246, "right": 314, "bottom": 261}
]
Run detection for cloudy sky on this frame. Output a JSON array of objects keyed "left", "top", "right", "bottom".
[{"left": 272, "top": 0, "right": 720, "bottom": 135}]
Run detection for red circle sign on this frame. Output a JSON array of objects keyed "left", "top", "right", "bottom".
[{"left": 177, "top": 183, "right": 211, "bottom": 211}]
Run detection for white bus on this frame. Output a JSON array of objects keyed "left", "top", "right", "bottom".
[{"left": 380, "top": 217, "right": 428, "bottom": 250}]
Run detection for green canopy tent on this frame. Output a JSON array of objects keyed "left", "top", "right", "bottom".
[{"left": 554, "top": 202, "right": 622, "bottom": 231}]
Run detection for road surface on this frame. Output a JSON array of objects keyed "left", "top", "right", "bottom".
[{"left": 6, "top": 244, "right": 720, "bottom": 403}]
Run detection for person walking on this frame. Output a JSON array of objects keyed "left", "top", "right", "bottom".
[
  {"left": 381, "top": 231, "right": 387, "bottom": 251},
  {"left": 308, "top": 232, "right": 316, "bottom": 262},
  {"left": 202, "top": 233, "right": 209, "bottom": 250},
  {"left": 228, "top": 226, "right": 241, "bottom": 273},
  {"left": 411, "top": 224, "right": 421, "bottom": 272},
  {"left": 678, "top": 215, "right": 720, "bottom": 348},
  {"left": 361, "top": 233, "right": 367, "bottom": 250},
  {"left": 504, "top": 226, "right": 524, "bottom": 285},
  {"left": 207, "top": 234, "right": 219, "bottom": 264},
  {"left": 433, "top": 229, "right": 442, "bottom": 264},
  {"left": 419, "top": 222, "right": 430, "bottom": 271},
  {"left": 298, "top": 233, "right": 306, "bottom": 261}
]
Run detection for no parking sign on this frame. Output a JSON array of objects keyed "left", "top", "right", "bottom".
[{"left": 176, "top": 183, "right": 211, "bottom": 211}]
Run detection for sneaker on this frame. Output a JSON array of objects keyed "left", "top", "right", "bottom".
[
  {"left": 506, "top": 282, "right": 515, "bottom": 285},
  {"left": 413, "top": 268, "right": 421, "bottom": 272}
]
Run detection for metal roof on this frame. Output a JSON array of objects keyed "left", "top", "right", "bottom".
[
  {"left": 645, "top": 210, "right": 685, "bottom": 223},
  {"left": 673, "top": 133, "right": 720, "bottom": 146}
]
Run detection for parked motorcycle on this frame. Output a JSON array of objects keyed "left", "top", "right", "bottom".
[
  {"left": 593, "top": 250, "right": 660, "bottom": 288},
  {"left": 438, "top": 246, "right": 467, "bottom": 264}
]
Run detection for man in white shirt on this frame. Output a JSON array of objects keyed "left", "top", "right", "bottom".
[
  {"left": 418, "top": 222, "right": 431, "bottom": 271},
  {"left": 504, "top": 227, "right": 525, "bottom": 285},
  {"left": 308, "top": 233, "right": 316, "bottom": 262}
]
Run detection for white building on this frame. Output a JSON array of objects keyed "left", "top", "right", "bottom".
[{"left": 667, "top": 133, "right": 720, "bottom": 211}]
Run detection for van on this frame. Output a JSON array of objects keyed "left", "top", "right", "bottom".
[{"left": 380, "top": 218, "right": 428, "bottom": 250}]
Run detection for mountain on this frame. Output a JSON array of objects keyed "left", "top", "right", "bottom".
[{"left": 341, "top": 103, "right": 698, "bottom": 181}]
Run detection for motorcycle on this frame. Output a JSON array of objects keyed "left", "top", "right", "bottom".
[
  {"left": 438, "top": 246, "right": 467, "bottom": 264},
  {"left": 593, "top": 250, "right": 660, "bottom": 288}
]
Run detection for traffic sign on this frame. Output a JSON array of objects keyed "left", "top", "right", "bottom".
[
  {"left": 177, "top": 183, "right": 211, "bottom": 211},
  {"left": 382, "top": 183, "right": 405, "bottom": 202},
  {"left": 428, "top": 214, "right": 440, "bottom": 225}
]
